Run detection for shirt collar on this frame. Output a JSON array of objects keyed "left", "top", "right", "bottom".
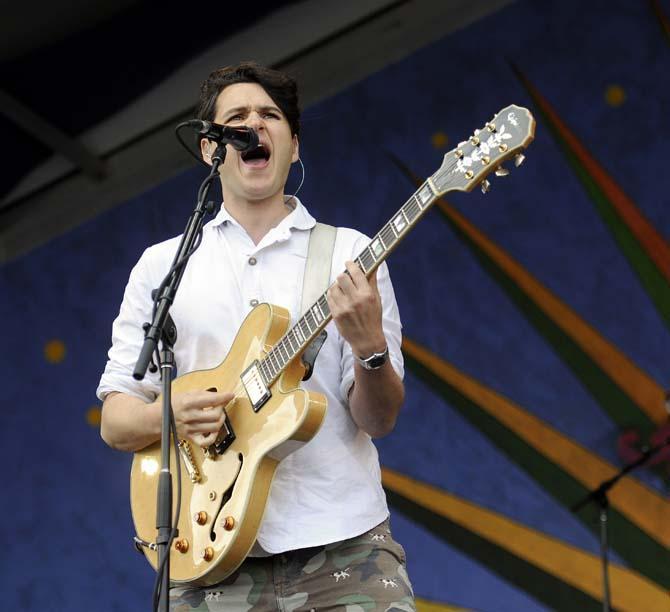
[{"left": 209, "top": 197, "right": 316, "bottom": 233}]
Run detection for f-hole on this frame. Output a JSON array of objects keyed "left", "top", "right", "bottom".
[{"left": 210, "top": 453, "right": 244, "bottom": 542}]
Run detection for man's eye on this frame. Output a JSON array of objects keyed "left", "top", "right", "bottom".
[{"left": 264, "top": 112, "right": 280, "bottom": 119}]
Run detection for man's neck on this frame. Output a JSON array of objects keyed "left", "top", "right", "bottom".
[{"left": 223, "top": 193, "right": 293, "bottom": 245}]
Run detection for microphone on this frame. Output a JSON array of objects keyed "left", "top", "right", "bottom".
[{"left": 187, "top": 120, "right": 259, "bottom": 152}]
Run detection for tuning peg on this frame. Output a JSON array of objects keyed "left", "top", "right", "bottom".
[
  {"left": 481, "top": 179, "right": 491, "bottom": 194},
  {"left": 495, "top": 166, "right": 509, "bottom": 177},
  {"left": 514, "top": 153, "right": 525, "bottom": 167}
]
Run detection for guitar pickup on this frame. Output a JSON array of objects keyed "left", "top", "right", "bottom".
[
  {"left": 241, "top": 361, "right": 271, "bottom": 412},
  {"left": 211, "top": 408, "right": 236, "bottom": 455}
]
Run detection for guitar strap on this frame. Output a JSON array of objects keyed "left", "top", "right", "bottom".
[
  {"left": 299, "top": 222, "right": 337, "bottom": 380},
  {"left": 301, "top": 222, "right": 337, "bottom": 313}
]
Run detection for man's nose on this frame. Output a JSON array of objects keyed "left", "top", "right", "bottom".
[{"left": 246, "top": 112, "right": 264, "bottom": 130}]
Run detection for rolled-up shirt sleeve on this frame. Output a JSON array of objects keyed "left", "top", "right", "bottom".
[
  {"left": 96, "top": 248, "right": 163, "bottom": 403},
  {"left": 338, "top": 235, "right": 404, "bottom": 403}
]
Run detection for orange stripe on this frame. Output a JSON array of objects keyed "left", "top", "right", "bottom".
[
  {"left": 432, "top": 196, "right": 667, "bottom": 425},
  {"left": 651, "top": 0, "right": 670, "bottom": 42},
  {"left": 403, "top": 337, "right": 670, "bottom": 547},
  {"left": 383, "top": 468, "right": 670, "bottom": 612},
  {"left": 515, "top": 67, "right": 670, "bottom": 282}
]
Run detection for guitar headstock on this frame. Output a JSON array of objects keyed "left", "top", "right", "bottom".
[{"left": 430, "top": 105, "right": 535, "bottom": 195}]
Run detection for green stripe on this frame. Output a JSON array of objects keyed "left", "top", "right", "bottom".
[
  {"left": 527, "top": 98, "right": 670, "bottom": 330},
  {"left": 403, "top": 350, "right": 670, "bottom": 588},
  {"left": 442, "top": 213, "right": 656, "bottom": 438},
  {"left": 386, "top": 489, "right": 603, "bottom": 612}
]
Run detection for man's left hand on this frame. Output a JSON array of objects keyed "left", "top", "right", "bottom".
[{"left": 327, "top": 260, "right": 386, "bottom": 357}]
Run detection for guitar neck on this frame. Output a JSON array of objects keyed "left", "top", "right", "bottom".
[
  {"left": 258, "top": 178, "right": 438, "bottom": 385},
  {"left": 257, "top": 104, "right": 536, "bottom": 385}
]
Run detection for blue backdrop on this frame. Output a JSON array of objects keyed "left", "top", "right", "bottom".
[{"left": 2, "top": 1, "right": 668, "bottom": 610}]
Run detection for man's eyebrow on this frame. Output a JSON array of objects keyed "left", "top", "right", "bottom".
[{"left": 221, "top": 104, "right": 282, "bottom": 117}]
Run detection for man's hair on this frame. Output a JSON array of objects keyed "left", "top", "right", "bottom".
[{"left": 195, "top": 61, "right": 301, "bottom": 136}]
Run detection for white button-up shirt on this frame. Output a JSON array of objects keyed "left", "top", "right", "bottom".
[{"left": 97, "top": 198, "right": 404, "bottom": 553}]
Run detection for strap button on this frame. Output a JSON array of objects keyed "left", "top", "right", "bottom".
[{"left": 250, "top": 299, "right": 259, "bottom": 307}]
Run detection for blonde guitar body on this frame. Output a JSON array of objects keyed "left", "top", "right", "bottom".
[{"left": 130, "top": 303, "right": 327, "bottom": 586}]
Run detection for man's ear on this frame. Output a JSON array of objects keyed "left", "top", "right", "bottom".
[
  {"left": 200, "top": 138, "right": 214, "bottom": 165},
  {"left": 291, "top": 135, "right": 300, "bottom": 163}
]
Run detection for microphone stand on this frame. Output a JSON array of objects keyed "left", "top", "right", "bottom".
[
  {"left": 133, "top": 143, "right": 227, "bottom": 612},
  {"left": 571, "top": 436, "right": 670, "bottom": 612}
]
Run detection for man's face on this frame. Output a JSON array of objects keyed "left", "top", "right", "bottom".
[{"left": 202, "top": 82, "right": 299, "bottom": 204}]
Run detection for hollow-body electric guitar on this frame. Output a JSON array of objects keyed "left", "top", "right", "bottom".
[{"left": 130, "top": 105, "right": 536, "bottom": 586}]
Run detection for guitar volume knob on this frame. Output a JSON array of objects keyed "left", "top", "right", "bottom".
[
  {"left": 194, "top": 511, "right": 208, "bottom": 525},
  {"left": 222, "top": 516, "right": 235, "bottom": 531},
  {"left": 175, "top": 539, "right": 189, "bottom": 553},
  {"left": 202, "top": 547, "right": 214, "bottom": 562}
]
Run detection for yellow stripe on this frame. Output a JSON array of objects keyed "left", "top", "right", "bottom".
[
  {"left": 383, "top": 469, "right": 670, "bottom": 612},
  {"left": 403, "top": 337, "right": 670, "bottom": 548},
  {"left": 434, "top": 198, "right": 666, "bottom": 425},
  {"left": 416, "top": 597, "right": 471, "bottom": 611}
]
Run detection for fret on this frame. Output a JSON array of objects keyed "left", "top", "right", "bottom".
[
  {"left": 259, "top": 360, "right": 271, "bottom": 382},
  {"left": 283, "top": 340, "right": 293, "bottom": 361},
  {"left": 416, "top": 183, "right": 433, "bottom": 208},
  {"left": 355, "top": 255, "right": 367, "bottom": 275},
  {"left": 388, "top": 221, "right": 398, "bottom": 238},
  {"left": 359, "top": 249, "right": 375, "bottom": 273},
  {"left": 312, "top": 304, "right": 324, "bottom": 324},
  {"left": 270, "top": 348, "right": 283, "bottom": 370},
  {"left": 277, "top": 342, "right": 289, "bottom": 363},
  {"left": 404, "top": 196, "right": 420, "bottom": 222},
  {"left": 262, "top": 359, "right": 276, "bottom": 382},
  {"left": 392, "top": 211, "right": 408, "bottom": 234},
  {"left": 287, "top": 332, "right": 297, "bottom": 353},
  {"left": 380, "top": 224, "right": 396, "bottom": 249},
  {"left": 318, "top": 295, "right": 330, "bottom": 318},
  {"left": 369, "top": 238, "right": 385, "bottom": 261},
  {"left": 304, "top": 311, "right": 316, "bottom": 335},
  {"left": 268, "top": 350, "right": 281, "bottom": 372},
  {"left": 300, "top": 318, "right": 311, "bottom": 340}
]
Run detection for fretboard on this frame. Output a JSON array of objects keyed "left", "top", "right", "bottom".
[{"left": 257, "top": 178, "right": 438, "bottom": 385}]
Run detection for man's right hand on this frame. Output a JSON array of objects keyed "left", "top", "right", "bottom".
[{"left": 171, "top": 390, "right": 235, "bottom": 448}]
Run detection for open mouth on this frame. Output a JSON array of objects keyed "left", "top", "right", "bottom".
[{"left": 241, "top": 143, "right": 270, "bottom": 167}]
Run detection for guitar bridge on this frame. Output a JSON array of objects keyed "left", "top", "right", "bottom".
[
  {"left": 241, "top": 360, "right": 271, "bottom": 412},
  {"left": 178, "top": 440, "right": 201, "bottom": 482}
]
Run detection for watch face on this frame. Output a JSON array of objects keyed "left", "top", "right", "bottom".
[{"left": 366, "top": 355, "right": 386, "bottom": 369}]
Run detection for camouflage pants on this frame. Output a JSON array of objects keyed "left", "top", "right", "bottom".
[{"left": 169, "top": 518, "right": 415, "bottom": 611}]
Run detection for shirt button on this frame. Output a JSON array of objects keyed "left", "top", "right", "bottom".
[
  {"left": 250, "top": 299, "right": 259, "bottom": 307},
  {"left": 248, "top": 257, "right": 257, "bottom": 266}
]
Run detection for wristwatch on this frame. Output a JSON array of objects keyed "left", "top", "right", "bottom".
[{"left": 355, "top": 345, "right": 389, "bottom": 370}]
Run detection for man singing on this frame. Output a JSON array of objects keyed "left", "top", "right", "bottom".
[{"left": 97, "top": 61, "right": 415, "bottom": 611}]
